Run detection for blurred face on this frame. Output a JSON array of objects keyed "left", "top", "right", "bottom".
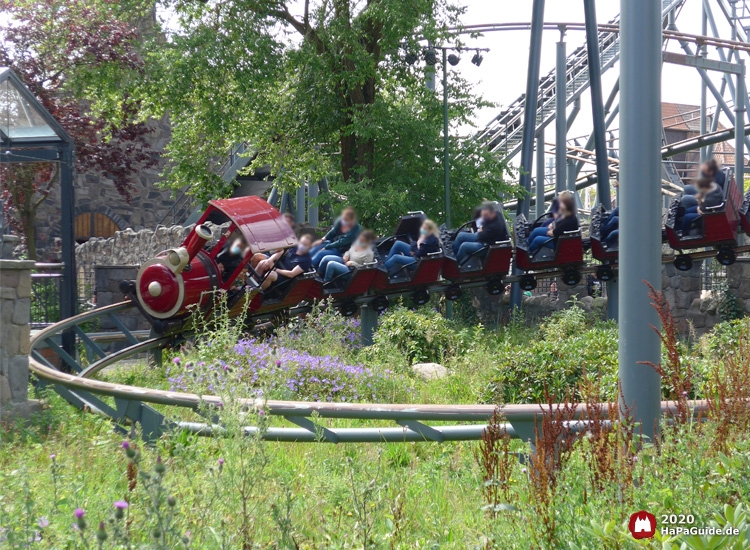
[
  {"left": 697, "top": 181, "right": 711, "bottom": 193},
  {"left": 559, "top": 203, "right": 570, "bottom": 217},
  {"left": 481, "top": 208, "right": 495, "bottom": 222},
  {"left": 419, "top": 222, "right": 430, "bottom": 236},
  {"left": 341, "top": 210, "right": 356, "bottom": 229},
  {"left": 701, "top": 162, "right": 715, "bottom": 178},
  {"left": 229, "top": 238, "right": 245, "bottom": 256},
  {"left": 283, "top": 213, "right": 296, "bottom": 228},
  {"left": 297, "top": 235, "right": 313, "bottom": 254}
]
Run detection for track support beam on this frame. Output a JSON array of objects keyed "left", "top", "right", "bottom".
[{"left": 619, "top": 0, "right": 662, "bottom": 441}]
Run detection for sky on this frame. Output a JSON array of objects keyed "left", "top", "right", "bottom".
[{"left": 455, "top": 0, "right": 742, "bottom": 147}]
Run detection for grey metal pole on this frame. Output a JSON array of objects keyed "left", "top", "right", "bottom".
[
  {"left": 707, "top": 77, "right": 728, "bottom": 159},
  {"left": 584, "top": 0, "right": 611, "bottom": 210},
  {"left": 308, "top": 181, "right": 319, "bottom": 227},
  {"left": 516, "top": 0, "right": 545, "bottom": 218},
  {"left": 60, "top": 144, "right": 77, "bottom": 356},
  {"left": 267, "top": 186, "right": 279, "bottom": 208},
  {"left": 296, "top": 185, "right": 306, "bottom": 224},
  {"left": 360, "top": 302, "right": 378, "bottom": 346},
  {"left": 736, "top": 60, "right": 746, "bottom": 193},
  {"left": 566, "top": 97, "right": 581, "bottom": 130},
  {"left": 700, "top": 2, "right": 708, "bottom": 162},
  {"left": 443, "top": 49, "right": 452, "bottom": 229},
  {"left": 536, "top": 131, "right": 546, "bottom": 217},
  {"left": 575, "top": 80, "right": 620, "bottom": 177},
  {"left": 556, "top": 29, "right": 567, "bottom": 193},
  {"left": 619, "top": 0, "right": 663, "bottom": 441}
]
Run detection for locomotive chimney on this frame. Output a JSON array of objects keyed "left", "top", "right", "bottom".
[{"left": 165, "top": 224, "right": 212, "bottom": 275}]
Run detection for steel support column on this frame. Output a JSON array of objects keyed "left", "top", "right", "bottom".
[
  {"left": 619, "top": 0, "right": 662, "bottom": 440},
  {"left": 511, "top": 0, "right": 544, "bottom": 310},
  {"left": 60, "top": 144, "right": 77, "bottom": 356},
  {"left": 360, "top": 302, "right": 378, "bottom": 346},
  {"left": 516, "top": 0, "right": 545, "bottom": 218},
  {"left": 296, "top": 185, "right": 306, "bottom": 224},
  {"left": 700, "top": 1, "right": 708, "bottom": 162},
  {"left": 736, "top": 60, "right": 746, "bottom": 193},
  {"left": 442, "top": 49, "right": 452, "bottom": 229},
  {"left": 308, "top": 181, "right": 319, "bottom": 227},
  {"left": 536, "top": 131, "right": 546, "bottom": 217},
  {"left": 584, "top": 0, "right": 611, "bottom": 209},
  {"left": 267, "top": 186, "right": 279, "bottom": 208},
  {"left": 556, "top": 29, "right": 567, "bottom": 193}
]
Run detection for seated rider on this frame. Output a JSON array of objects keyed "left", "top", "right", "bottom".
[
  {"left": 384, "top": 219, "right": 441, "bottom": 275},
  {"left": 525, "top": 191, "right": 570, "bottom": 246},
  {"left": 700, "top": 158, "right": 725, "bottom": 188},
  {"left": 215, "top": 237, "right": 247, "bottom": 283},
  {"left": 527, "top": 193, "right": 579, "bottom": 255},
  {"left": 319, "top": 230, "right": 376, "bottom": 283},
  {"left": 680, "top": 176, "right": 724, "bottom": 234},
  {"left": 257, "top": 233, "right": 315, "bottom": 290},
  {"left": 310, "top": 207, "right": 361, "bottom": 267},
  {"left": 452, "top": 202, "right": 508, "bottom": 264}
]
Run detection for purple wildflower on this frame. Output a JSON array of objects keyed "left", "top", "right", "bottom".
[
  {"left": 37, "top": 517, "right": 49, "bottom": 529},
  {"left": 74, "top": 508, "right": 85, "bottom": 519},
  {"left": 121, "top": 441, "right": 130, "bottom": 449},
  {"left": 114, "top": 501, "right": 128, "bottom": 510}
]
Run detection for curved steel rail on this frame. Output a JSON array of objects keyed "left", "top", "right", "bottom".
[{"left": 30, "top": 299, "right": 708, "bottom": 444}]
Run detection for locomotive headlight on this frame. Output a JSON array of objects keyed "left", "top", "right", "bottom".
[
  {"left": 165, "top": 247, "right": 190, "bottom": 274},
  {"left": 148, "top": 281, "right": 163, "bottom": 297}
]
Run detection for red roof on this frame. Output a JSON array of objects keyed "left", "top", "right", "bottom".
[{"left": 205, "top": 196, "right": 296, "bottom": 253}]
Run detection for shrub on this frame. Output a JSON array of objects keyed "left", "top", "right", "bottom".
[
  {"left": 372, "top": 305, "right": 464, "bottom": 365},
  {"left": 483, "top": 308, "right": 618, "bottom": 404}
]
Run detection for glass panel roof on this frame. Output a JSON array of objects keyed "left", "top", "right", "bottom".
[{"left": 0, "top": 67, "right": 64, "bottom": 143}]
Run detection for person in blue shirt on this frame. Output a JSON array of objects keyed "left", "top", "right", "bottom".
[
  {"left": 255, "top": 233, "right": 315, "bottom": 290},
  {"left": 527, "top": 193, "right": 579, "bottom": 254},
  {"left": 384, "top": 219, "right": 442, "bottom": 275},
  {"left": 310, "top": 207, "right": 361, "bottom": 267}
]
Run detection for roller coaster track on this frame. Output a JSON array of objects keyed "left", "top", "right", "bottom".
[
  {"left": 472, "top": 0, "right": 682, "bottom": 157},
  {"left": 30, "top": 239, "right": 733, "bottom": 444}
]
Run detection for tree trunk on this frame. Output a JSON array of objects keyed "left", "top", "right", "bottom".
[{"left": 23, "top": 211, "right": 37, "bottom": 260}]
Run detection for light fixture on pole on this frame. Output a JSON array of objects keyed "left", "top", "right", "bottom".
[
  {"left": 447, "top": 53, "right": 461, "bottom": 66},
  {"left": 424, "top": 49, "right": 437, "bottom": 65},
  {"left": 471, "top": 51, "right": 484, "bottom": 66}
]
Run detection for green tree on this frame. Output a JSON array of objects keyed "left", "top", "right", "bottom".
[{"left": 130, "top": 0, "right": 516, "bottom": 232}]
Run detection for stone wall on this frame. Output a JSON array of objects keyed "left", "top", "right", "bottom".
[
  {"left": 0, "top": 259, "right": 40, "bottom": 417},
  {"left": 472, "top": 259, "right": 750, "bottom": 335}
]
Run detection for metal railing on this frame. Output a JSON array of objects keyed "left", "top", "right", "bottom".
[{"left": 31, "top": 263, "right": 63, "bottom": 328}]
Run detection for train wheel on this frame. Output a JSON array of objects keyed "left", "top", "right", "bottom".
[
  {"left": 673, "top": 255, "right": 693, "bottom": 272},
  {"left": 596, "top": 265, "right": 614, "bottom": 282},
  {"left": 445, "top": 285, "right": 462, "bottom": 301},
  {"left": 338, "top": 301, "right": 358, "bottom": 317},
  {"left": 410, "top": 289, "right": 430, "bottom": 307},
  {"left": 372, "top": 295, "right": 390, "bottom": 313},
  {"left": 562, "top": 269, "right": 581, "bottom": 286},
  {"left": 519, "top": 274, "right": 537, "bottom": 291},
  {"left": 486, "top": 278, "right": 504, "bottom": 296},
  {"left": 716, "top": 247, "right": 736, "bottom": 266}
]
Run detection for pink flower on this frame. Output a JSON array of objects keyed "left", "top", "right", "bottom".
[
  {"left": 74, "top": 508, "right": 85, "bottom": 519},
  {"left": 114, "top": 501, "right": 128, "bottom": 510}
]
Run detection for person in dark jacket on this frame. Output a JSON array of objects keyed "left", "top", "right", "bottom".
[
  {"left": 384, "top": 219, "right": 442, "bottom": 274},
  {"left": 525, "top": 192, "right": 569, "bottom": 244},
  {"left": 528, "top": 193, "right": 579, "bottom": 254},
  {"left": 310, "top": 207, "right": 361, "bottom": 267},
  {"left": 681, "top": 176, "right": 724, "bottom": 233},
  {"left": 453, "top": 202, "right": 508, "bottom": 264},
  {"left": 700, "top": 158, "right": 725, "bottom": 188}
]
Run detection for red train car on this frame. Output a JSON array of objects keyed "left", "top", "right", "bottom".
[
  {"left": 665, "top": 170, "right": 742, "bottom": 270},
  {"left": 126, "top": 196, "right": 296, "bottom": 328},
  {"left": 370, "top": 212, "right": 445, "bottom": 307},
  {"left": 589, "top": 205, "right": 617, "bottom": 281},
  {"left": 442, "top": 210, "right": 513, "bottom": 298},
  {"left": 513, "top": 214, "right": 584, "bottom": 290}
]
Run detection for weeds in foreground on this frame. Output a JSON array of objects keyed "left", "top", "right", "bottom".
[
  {"left": 474, "top": 408, "right": 516, "bottom": 519},
  {"left": 641, "top": 281, "right": 693, "bottom": 426}
]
